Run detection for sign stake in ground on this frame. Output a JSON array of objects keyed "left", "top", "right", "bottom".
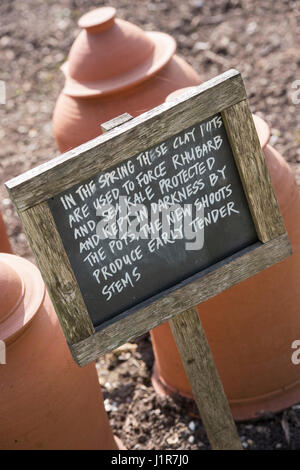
[
  {"left": 6, "top": 69, "right": 291, "bottom": 450},
  {"left": 170, "top": 307, "right": 242, "bottom": 450}
]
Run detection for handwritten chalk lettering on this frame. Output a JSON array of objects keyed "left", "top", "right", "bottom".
[
  {"left": 60, "top": 193, "right": 77, "bottom": 210},
  {"left": 173, "top": 128, "right": 196, "bottom": 148},
  {"left": 195, "top": 184, "right": 232, "bottom": 210},
  {"left": 161, "top": 204, "right": 184, "bottom": 240},
  {"left": 75, "top": 181, "right": 96, "bottom": 201},
  {"left": 96, "top": 218, "right": 118, "bottom": 240},
  {"left": 144, "top": 186, "right": 155, "bottom": 202},
  {"left": 93, "top": 188, "right": 120, "bottom": 209},
  {"left": 68, "top": 204, "right": 90, "bottom": 228},
  {"left": 100, "top": 246, "right": 143, "bottom": 281},
  {"left": 73, "top": 220, "right": 96, "bottom": 239},
  {"left": 137, "top": 143, "right": 168, "bottom": 167},
  {"left": 84, "top": 245, "right": 106, "bottom": 262},
  {"left": 79, "top": 235, "right": 102, "bottom": 253},
  {"left": 136, "top": 161, "right": 167, "bottom": 187},
  {"left": 148, "top": 231, "right": 177, "bottom": 253},
  {"left": 108, "top": 237, "right": 136, "bottom": 254},
  {"left": 139, "top": 218, "right": 163, "bottom": 239},
  {"left": 96, "top": 198, "right": 140, "bottom": 241},
  {"left": 209, "top": 166, "right": 227, "bottom": 187},
  {"left": 191, "top": 201, "right": 240, "bottom": 231},
  {"left": 122, "top": 180, "right": 135, "bottom": 195},
  {"left": 166, "top": 205, "right": 192, "bottom": 225},
  {"left": 93, "top": 268, "right": 101, "bottom": 284},
  {"left": 122, "top": 204, "right": 148, "bottom": 241},
  {"left": 98, "top": 160, "right": 135, "bottom": 189},
  {"left": 160, "top": 160, "right": 214, "bottom": 195},
  {"left": 84, "top": 249, "right": 106, "bottom": 267},
  {"left": 172, "top": 137, "right": 222, "bottom": 169},
  {"left": 161, "top": 204, "right": 205, "bottom": 252},
  {"left": 199, "top": 115, "right": 223, "bottom": 137},
  {"left": 102, "top": 267, "right": 141, "bottom": 301},
  {"left": 48, "top": 112, "right": 257, "bottom": 326},
  {"left": 155, "top": 181, "right": 204, "bottom": 207},
  {"left": 126, "top": 191, "right": 148, "bottom": 205}
]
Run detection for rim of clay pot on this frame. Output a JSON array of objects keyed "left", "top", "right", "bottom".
[
  {"left": 0, "top": 253, "right": 46, "bottom": 343},
  {"left": 166, "top": 87, "right": 271, "bottom": 149},
  {"left": 152, "top": 362, "right": 300, "bottom": 421},
  {"left": 0, "top": 259, "right": 24, "bottom": 323},
  {"left": 62, "top": 31, "right": 176, "bottom": 98}
]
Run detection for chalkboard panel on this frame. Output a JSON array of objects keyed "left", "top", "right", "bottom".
[{"left": 48, "top": 113, "right": 257, "bottom": 328}]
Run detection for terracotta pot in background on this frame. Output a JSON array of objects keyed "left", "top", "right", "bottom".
[
  {"left": 150, "top": 98, "right": 300, "bottom": 420},
  {"left": 0, "top": 211, "right": 12, "bottom": 253},
  {"left": 53, "top": 6, "right": 201, "bottom": 152},
  {"left": 0, "top": 253, "right": 119, "bottom": 449}
]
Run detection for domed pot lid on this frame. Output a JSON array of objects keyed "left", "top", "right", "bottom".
[
  {"left": 0, "top": 254, "right": 45, "bottom": 343},
  {"left": 62, "top": 7, "right": 176, "bottom": 98}
]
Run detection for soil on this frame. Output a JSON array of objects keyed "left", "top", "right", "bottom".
[{"left": 1, "top": 0, "right": 300, "bottom": 450}]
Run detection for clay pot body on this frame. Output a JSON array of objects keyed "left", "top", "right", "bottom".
[
  {"left": 53, "top": 7, "right": 201, "bottom": 153},
  {"left": 0, "top": 253, "right": 118, "bottom": 449},
  {"left": 0, "top": 211, "right": 12, "bottom": 253},
  {"left": 151, "top": 122, "right": 300, "bottom": 421}
]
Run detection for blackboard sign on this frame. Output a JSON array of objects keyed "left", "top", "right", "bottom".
[
  {"left": 6, "top": 70, "right": 290, "bottom": 366},
  {"left": 48, "top": 113, "right": 257, "bottom": 328}
]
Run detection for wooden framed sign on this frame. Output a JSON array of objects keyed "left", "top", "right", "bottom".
[{"left": 6, "top": 69, "right": 291, "bottom": 368}]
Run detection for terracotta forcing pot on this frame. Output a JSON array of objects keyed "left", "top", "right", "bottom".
[
  {"left": 150, "top": 98, "right": 300, "bottom": 420},
  {"left": 0, "top": 253, "right": 119, "bottom": 449},
  {"left": 53, "top": 6, "right": 201, "bottom": 152},
  {"left": 0, "top": 211, "right": 12, "bottom": 253}
]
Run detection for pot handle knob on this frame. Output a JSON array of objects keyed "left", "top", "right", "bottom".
[{"left": 78, "top": 7, "right": 116, "bottom": 34}]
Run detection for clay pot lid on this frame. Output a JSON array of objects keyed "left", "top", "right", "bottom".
[
  {"left": 166, "top": 87, "right": 271, "bottom": 149},
  {"left": 62, "top": 7, "right": 176, "bottom": 98},
  {"left": 0, "top": 254, "right": 45, "bottom": 342}
]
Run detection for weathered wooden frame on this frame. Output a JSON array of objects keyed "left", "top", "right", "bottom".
[{"left": 6, "top": 69, "right": 291, "bottom": 366}]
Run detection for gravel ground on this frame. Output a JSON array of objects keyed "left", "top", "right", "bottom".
[{"left": 1, "top": 0, "right": 300, "bottom": 450}]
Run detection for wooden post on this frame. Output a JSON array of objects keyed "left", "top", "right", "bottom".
[{"left": 169, "top": 307, "right": 243, "bottom": 450}]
